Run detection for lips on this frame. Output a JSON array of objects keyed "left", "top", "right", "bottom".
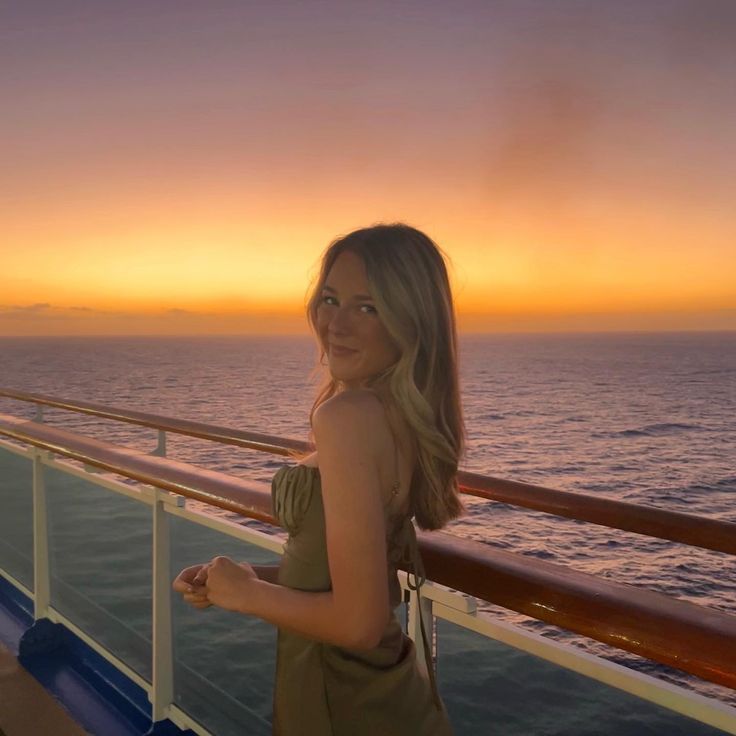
[{"left": 329, "top": 343, "right": 357, "bottom": 356}]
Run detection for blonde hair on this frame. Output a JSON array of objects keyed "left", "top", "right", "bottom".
[{"left": 296, "top": 222, "right": 465, "bottom": 531}]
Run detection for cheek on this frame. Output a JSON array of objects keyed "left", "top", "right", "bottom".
[{"left": 316, "top": 309, "right": 329, "bottom": 332}]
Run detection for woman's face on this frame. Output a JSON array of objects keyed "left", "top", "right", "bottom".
[{"left": 316, "top": 249, "right": 400, "bottom": 389}]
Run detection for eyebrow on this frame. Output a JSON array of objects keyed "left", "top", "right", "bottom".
[{"left": 322, "top": 284, "right": 374, "bottom": 301}]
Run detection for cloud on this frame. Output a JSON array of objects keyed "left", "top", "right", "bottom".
[
  {"left": 0, "top": 303, "right": 53, "bottom": 318},
  {"left": 0, "top": 303, "right": 101, "bottom": 318},
  {"left": 10, "top": 302, "right": 50, "bottom": 311},
  {"left": 486, "top": 77, "right": 598, "bottom": 200},
  {"left": 0, "top": 303, "right": 205, "bottom": 320}
]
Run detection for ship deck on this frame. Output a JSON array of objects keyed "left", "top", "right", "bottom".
[{"left": 0, "top": 641, "right": 88, "bottom": 736}]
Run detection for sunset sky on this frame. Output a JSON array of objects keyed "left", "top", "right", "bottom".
[{"left": 2, "top": 0, "right": 735, "bottom": 336}]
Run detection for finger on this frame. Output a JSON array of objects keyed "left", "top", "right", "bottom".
[
  {"left": 183, "top": 594, "right": 212, "bottom": 609},
  {"left": 184, "top": 587, "right": 210, "bottom": 599},
  {"left": 181, "top": 563, "right": 206, "bottom": 580},
  {"left": 172, "top": 564, "right": 207, "bottom": 592},
  {"left": 172, "top": 577, "right": 190, "bottom": 594},
  {"left": 192, "top": 567, "right": 209, "bottom": 585},
  {"left": 171, "top": 578, "right": 207, "bottom": 594},
  {"left": 173, "top": 576, "right": 199, "bottom": 594},
  {"left": 183, "top": 593, "right": 210, "bottom": 605},
  {"left": 183, "top": 587, "right": 208, "bottom": 599}
]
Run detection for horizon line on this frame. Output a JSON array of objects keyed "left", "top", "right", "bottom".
[{"left": 1, "top": 328, "right": 735, "bottom": 339}]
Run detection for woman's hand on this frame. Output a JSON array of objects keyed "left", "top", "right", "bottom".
[
  {"left": 202, "top": 556, "right": 259, "bottom": 613},
  {"left": 172, "top": 563, "right": 212, "bottom": 610},
  {"left": 172, "top": 557, "right": 259, "bottom": 613}
]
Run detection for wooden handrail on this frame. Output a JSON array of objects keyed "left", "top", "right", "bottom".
[
  {"left": 458, "top": 472, "right": 736, "bottom": 556},
  {"left": 0, "top": 387, "right": 308, "bottom": 455},
  {"left": 421, "top": 531, "right": 736, "bottom": 691},
  {"left": 1, "top": 388, "right": 735, "bottom": 555},
  {"left": 0, "top": 413, "right": 277, "bottom": 524},
  {"left": 1, "top": 412, "right": 735, "bottom": 691}
]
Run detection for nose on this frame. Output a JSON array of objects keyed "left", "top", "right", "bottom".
[{"left": 327, "top": 304, "right": 352, "bottom": 337}]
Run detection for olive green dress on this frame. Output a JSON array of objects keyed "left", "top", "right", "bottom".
[{"left": 270, "top": 461, "right": 455, "bottom": 735}]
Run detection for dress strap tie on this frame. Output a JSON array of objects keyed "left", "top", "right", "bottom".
[{"left": 402, "top": 519, "right": 442, "bottom": 712}]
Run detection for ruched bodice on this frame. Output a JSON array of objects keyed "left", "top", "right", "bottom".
[
  {"left": 270, "top": 462, "right": 454, "bottom": 736},
  {"left": 272, "top": 463, "right": 424, "bottom": 608}
]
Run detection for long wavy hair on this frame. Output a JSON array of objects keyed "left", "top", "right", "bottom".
[{"left": 295, "top": 222, "right": 465, "bottom": 531}]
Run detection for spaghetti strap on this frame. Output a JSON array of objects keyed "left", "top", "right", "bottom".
[
  {"left": 388, "top": 424, "right": 401, "bottom": 505},
  {"left": 383, "top": 405, "right": 442, "bottom": 710},
  {"left": 389, "top": 406, "right": 442, "bottom": 710}
]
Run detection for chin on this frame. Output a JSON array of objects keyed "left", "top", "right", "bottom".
[
  {"left": 328, "top": 369, "right": 363, "bottom": 387},
  {"left": 331, "top": 371, "right": 358, "bottom": 383}
]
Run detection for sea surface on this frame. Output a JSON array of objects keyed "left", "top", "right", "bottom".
[{"left": 0, "top": 332, "right": 734, "bottom": 729}]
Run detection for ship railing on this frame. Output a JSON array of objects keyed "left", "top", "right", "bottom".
[
  {"left": 0, "top": 388, "right": 734, "bottom": 736},
  {"left": 2, "top": 388, "right": 733, "bottom": 556}
]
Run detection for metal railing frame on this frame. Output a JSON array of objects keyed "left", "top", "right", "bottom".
[
  {"left": 1, "top": 388, "right": 733, "bottom": 555},
  {"left": 0, "top": 392, "right": 734, "bottom": 735}
]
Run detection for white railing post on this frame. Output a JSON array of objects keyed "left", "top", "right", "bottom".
[
  {"left": 152, "top": 430, "right": 167, "bottom": 457},
  {"left": 32, "top": 450, "right": 51, "bottom": 619},
  {"left": 151, "top": 488, "right": 174, "bottom": 723},
  {"left": 407, "top": 588, "right": 435, "bottom": 679}
]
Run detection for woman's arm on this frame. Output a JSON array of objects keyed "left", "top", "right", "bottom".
[{"left": 233, "top": 390, "right": 391, "bottom": 649}]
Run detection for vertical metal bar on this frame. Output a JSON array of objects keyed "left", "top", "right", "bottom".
[
  {"left": 151, "top": 488, "right": 174, "bottom": 723},
  {"left": 32, "top": 450, "right": 50, "bottom": 619},
  {"left": 153, "top": 430, "right": 167, "bottom": 457},
  {"left": 407, "top": 588, "right": 435, "bottom": 679}
]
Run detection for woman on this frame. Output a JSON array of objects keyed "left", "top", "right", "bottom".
[{"left": 172, "top": 223, "right": 465, "bottom": 734}]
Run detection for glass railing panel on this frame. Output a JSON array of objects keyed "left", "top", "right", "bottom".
[
  {"left": 436, "top": 615, "right": 727, "bottom": 736},
  {"left": 397, "top": 599, "right": 408, "bottom": 633},
  {"left": 0, "top": 444, "right": 34, "bottom": 591},
  {"left": 44, "top": 464, "right": 153, "bottom": 680},
  {"left": 170, "top": 514, "right": 281, "bottom": 736}
]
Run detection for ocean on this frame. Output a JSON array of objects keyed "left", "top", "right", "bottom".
[{"left": 0, "top": 331, "right": 734, "bottom": 732}]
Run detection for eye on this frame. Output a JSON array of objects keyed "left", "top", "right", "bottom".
[
  {"left": 359, "top": 304, "right": 377, "bottom": 314},
  {"left": 320, "top": 295, "right": 337, "bottom": 306}
]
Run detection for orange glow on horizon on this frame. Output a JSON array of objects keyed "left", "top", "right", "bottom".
[
  {"left": 3, "top": 191, "right": 734, "bottom": 336},
  {"left": 3, "top": 3, "right": 735, "bottom": 336}
]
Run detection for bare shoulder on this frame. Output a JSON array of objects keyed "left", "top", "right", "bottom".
[
  {"left": 312, "top": 390, "right": 389, "bottom": 459},
  {"left": 313, "top": 389, "right": 386, "bottom": 429}
]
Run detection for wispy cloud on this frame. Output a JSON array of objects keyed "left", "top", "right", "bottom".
[
  {"left": 0, "top": 303, "right": 53, "bottom": 318},
  {"left": 0, "top": 303, "right": 205, "bottom": 319}
]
